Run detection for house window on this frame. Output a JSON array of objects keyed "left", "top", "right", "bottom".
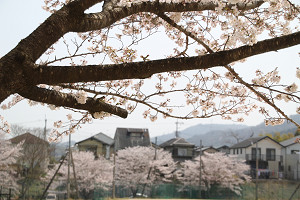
[
  {"left": 251, "top": 148, "right": 261, "bottom": 160},
  {"left": 172, "top": 148, "right": 178, "bottom": 156},
  {"left": 130, "top": 132, "right": 142, "bottom": 137},
  {"left": 85, "top": 146, "right": 97, "bottom": 157},
  {"left": 129, "top": 132, "right": 144, "bottom": 146},
  {"left": 291, "top": 150, "right": 300, "bottom": 154},
  {"left": 178, "top": 148, "right": 187, "bottom": 156},
  {"left": 266, "top": 148, "right": 276, "bottom": 161},
  {"left": 240, "top": 148, "right": 243, "bottom": 154}
]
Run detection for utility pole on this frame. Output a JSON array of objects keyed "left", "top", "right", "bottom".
[
  {"left": 112, "top": 149, "right": 116, "bottom": 199},
  {"left": 199, "top": 140, "right": 202, "bottom": 198},
  {"left": 67, "top": 134, "right": 71, "bottom": 199},
  {"left": 70, "top": 150, "right": 79, "bottom": 199},
  {"left": 255, "top": 141, "right": 259, "bottom": 200},
  {"left": 175, "top": 120, "right": 183, "bottom": 138},
  {"left": 40, "top": 153, "right": 68, "bottom": 200},
  {"left": 43, "top": 116, "right": 47, "bottom": 140},
  {"left": 154, "top": 137, "right": 157, "bottom": 160}
]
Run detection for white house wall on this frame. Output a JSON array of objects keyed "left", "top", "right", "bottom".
[
  {"left": 230, "top": 148, "right": 247, "bottom": 160},
  {"left": 282, "top": 143, "right": 300, "bottom": 179},
  {"left": 285, "top": 143, "right": 300, "bottom": 155},
  {"left": 245, "top": 137, "right": 283, "bottom": 160}
]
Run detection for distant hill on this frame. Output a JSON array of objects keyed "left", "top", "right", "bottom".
[
  {"left": 152, "top": 114, "right": 300, "bottom": 147},
  {"left": 155, "top": 123, "right": 248, "bottom": 145}
]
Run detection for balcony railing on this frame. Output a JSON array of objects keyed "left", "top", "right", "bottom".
[{"left": 246, "top": 154, "right": 283, "bottom": 162}]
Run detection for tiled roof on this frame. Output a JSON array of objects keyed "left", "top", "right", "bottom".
[
  {"left": 10, "top": 132, "right": 49, "bottom": 145},
  {"left": 230, "top": 136, "right": 265, "bottom": 149},
  {"left": 159, "top": 137, "right": 195, "bottom": 148},
  {"left": 76, "top": 132, "right": 114, "bottom": 145},
  {"left": 280, "top": 136, "right": 300, "bottom": 147},
  {"left": 195, "top": 146, "right": 218, "bottom": 152},
  {"left": 93, "top": 132, "right": 114, "bottom": 145}
]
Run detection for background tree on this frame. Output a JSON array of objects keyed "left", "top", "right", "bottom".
[
  {"left": 11, "top": 133, "right": 50, "bottom": 199},
  {"left": 0, "top": 132, "right": 22, "bottom": 194},
  {"left": 226, "top": 130, "right": 254, "bottom": 145},
  {"left": 46, "top": 151, "right": 113, "bottom": 199},
  {"left": 259, "top": 132, "right": 295, "bottom": 142},
  {"left": 115, "top": 146, "right": 176, "bottom": 197},
  {"left": 0, "top": 0, "right": 299, "bottom": 140},
  {"left": 177, "top": 152, "right": 250, "bottom": 195},
  {"left": 10, "top": 124, "right": 51, "bottom": 138}
]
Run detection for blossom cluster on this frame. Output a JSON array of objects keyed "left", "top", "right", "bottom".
[
  {"left": 177, "top": 152, "right": 251, "bottom": 195},
  {"left": 37, "top": 0, "right": 300, "bottom": 140},
  {"left": 0, "top": 115, "right": 10, "bottom": 134}
]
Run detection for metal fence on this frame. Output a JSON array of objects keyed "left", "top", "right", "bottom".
[
  {"left": 0, "top": 187, "right": 12, "bottom": 200},
  {"left": 8, "top": 178, "right": 300, "bottom": 199},
  {"left": 93, "top": 180, "right": 300, "bottom": 200}
]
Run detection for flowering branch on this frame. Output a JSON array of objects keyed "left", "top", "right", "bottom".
[
  {"left": 224, "top": 65, "right": 299, "bottom": 128},
  {"left": 32, "top": 31, "right": 300, "bottom": 85},
  {"left": 17, "top": 86, "right": 128, "bottom": 118},
  {"left": 158, "top": 10, "right": 300, "bottom": 127}
]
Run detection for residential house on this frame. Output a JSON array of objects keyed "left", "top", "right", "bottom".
[
  {"left": 195, "top": 146, "right": 219, "bottom": 157},
  {"left": 10, "top": 132, "right": 50, "bottom": 176},
  {"left": 114, "top": 128, "right": 151, "bottom": 151},
  {"left": 159, "top": 137, "right": 195, "bottom": 162},
  {"left": 280, "top": 136, "right": 300, "bottom": 180},
  {"left": 216, "top": 145, "right": 230, "bottom": 154},
  {"left": 75, "top": 132, "right": 114, "bottom": 159},
  {"left": 229, "top": 136, "right": 284, "bottom": 179}
]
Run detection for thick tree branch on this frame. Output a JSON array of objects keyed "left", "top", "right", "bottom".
[
  {"left": 72, "top": 0, "right": 264, "bottom": 32},
  {"left": 0, "top": 0, "right": 265, "bottom": 99},
  {"left": 17, "top": 86, "right": 128, "bottom": 118},
  {"left": 34, "top": 31, "right": 300, "bottom": 85},
  {"left": 2, "top": 0, "right": 263, "bottom": 63}
]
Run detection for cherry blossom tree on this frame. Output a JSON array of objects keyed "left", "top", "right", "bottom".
[
  {"left": 0, "top": 132, "right": 22, "bottom": 193},
  {"left": 46, "top": 151, "right": 113, "bottom": 199},
  {"left": 177, "top": 152, "right": 250, "bottom": 195},
  {"left": 0, "top": 0, "right": 299, "bottom": 140},
  {"left": 115, "top": 146, "right": 176, "bottom": 197}
]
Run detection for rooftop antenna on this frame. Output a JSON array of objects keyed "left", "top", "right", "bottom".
[{"left": 175, "top": 120, "right": 184, "bottom": 138}]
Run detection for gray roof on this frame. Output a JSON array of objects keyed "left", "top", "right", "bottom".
[
  {"left": 195, "top": 146, "right": 218, "bottom": 152},
  {"left": 230, "top": 136, "right": 283, "bottom": 149},
  {"left": 215, "top": 145, "right": 230, "bottom": 150},
  {"left": 10, "top": 132, "right": 49, "bottom": 145},
  {"left": 280, "top": 136, "right": 300, "bottom": 147},
  {"left": 159, "top": 137, "right": 195, "bottom": 148},
  {"left": 76, "top": 132, "right": 114, "bottom": 145},
  {"left": 114, "top": 128, "right": 150, "bottom": 151},
  {"left": 230, "top": 136, "right": 265, "bottom": 149}
]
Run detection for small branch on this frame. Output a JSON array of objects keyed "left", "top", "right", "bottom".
[
  {"left": 225, "top": 65, "right": 300, "bottom": 129},
  {"left": 156, "top": 12, "right": 213, "bottom": 53}
]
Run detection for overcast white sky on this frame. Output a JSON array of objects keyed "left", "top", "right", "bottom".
[{"left": 0, "top": 0, "right": 299, "bottom": 142}]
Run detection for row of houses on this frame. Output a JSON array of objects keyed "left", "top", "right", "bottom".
[
  {"left": 9, "top": 127, "right": 300, "bottom": 181},
  {"left": 75, "top": 127, "right": 300, "bottom": 180},
  {"left": 230, "top": 136, "right": 300, "bottom": 179}
]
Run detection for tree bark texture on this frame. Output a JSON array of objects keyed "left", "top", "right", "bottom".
[{"left": 0, "top": 0, "right": 299, "bottom": 118}]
